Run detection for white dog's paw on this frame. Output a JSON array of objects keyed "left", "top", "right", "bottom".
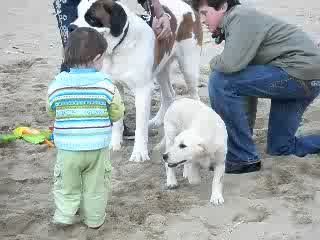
[
  {"left": 166, "top": 176, "right": 178, "bottom": 189},
  {"left": 166, "top": 182, "right": 178, "bottom": 189},
  {"left": 210, "top": 192, "right": 224, "bottom": 205},
  {"left": 129, "top": 148, "right": 150, "bottom": 162},
  {"left": 111, "top": 134, "right": 123, "bottom": 151}
]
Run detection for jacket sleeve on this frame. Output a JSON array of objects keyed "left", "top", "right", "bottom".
[
  {"left": 109, "top": 87, "right": 125, "bottom": 123},
  {"left": 46, "top": 85, "right": 56, "bottom": 118},
  {"left": 210, "top": 13, "right": 265, "bottom": 73}
]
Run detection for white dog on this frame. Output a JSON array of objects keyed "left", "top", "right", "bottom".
[
  {"left": 70, "top": 0, "right": 202, "bottom": 162},
  {"left": 158, "top": 98, "right": 228, "bottom": 205}
]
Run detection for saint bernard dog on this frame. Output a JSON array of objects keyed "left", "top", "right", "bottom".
[{"left": 70, "top": 0, "right": 203, "bottom": 162}]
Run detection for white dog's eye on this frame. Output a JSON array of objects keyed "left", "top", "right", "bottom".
[{"left": 179, "top": 143, "right": 187, "bottom": 149}]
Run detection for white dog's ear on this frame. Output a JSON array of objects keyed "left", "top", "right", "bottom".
[{"left": 196, "top": 139, "right": 208, "bottom": 156}]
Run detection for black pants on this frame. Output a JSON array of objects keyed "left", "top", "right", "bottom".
[{"left": 53, "top": 0, "right": 81, "bottom": 72}]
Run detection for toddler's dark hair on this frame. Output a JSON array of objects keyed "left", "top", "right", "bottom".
[
  {"left": 63, "top": 27, "right": 107, "bottom": 67},
  {"left": 192, "top": 0, "right": 241, "bottom": 11}
]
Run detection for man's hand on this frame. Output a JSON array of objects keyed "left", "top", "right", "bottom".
[{"left": 153, "top": 14, "right": 172, "bottom": 40}]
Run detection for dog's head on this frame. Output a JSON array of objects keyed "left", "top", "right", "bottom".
[
  {"left": 70, "top": 0, "right": 128, "bottom": 37},
  {"left": 163, "top": 131, "right": 211, "bottom": 168}
]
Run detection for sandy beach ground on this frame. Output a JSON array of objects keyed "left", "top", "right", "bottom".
[{"left": 1, "top": 0, "right": 320, "bottom": 239}]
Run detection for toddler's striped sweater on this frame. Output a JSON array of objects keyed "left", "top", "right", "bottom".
[{"left": 47, "top": 68, "right": 123, "bottom": 151}]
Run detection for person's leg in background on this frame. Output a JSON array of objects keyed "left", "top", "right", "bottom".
[
  {"left": 53, "top": 0, "right": 80, "bottom": 72},
  {"left": 208, "top": 71, "right": 260, "bottom": 174},
  {"left": 224, "top": 65, "right": 320, "bottom": 158},
  {"left": 244, "top": 96, "right": 258, "bottom": 135},
  {"left": 267, "top": 85, "right": 320, "bottom": 157},
  {"left": 209, "top": 65, "right": 320, "bottom": 174}
]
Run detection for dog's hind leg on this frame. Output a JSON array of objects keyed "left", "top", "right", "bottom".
[
  {"left": 176, "top": 39, "right": 201, "bottom": 100},
  {"left": 149, "top": 65, "right": 175, "bottom": 129},
  {"left": 210, "top": 149, "right": 226, "bottom": 205}
]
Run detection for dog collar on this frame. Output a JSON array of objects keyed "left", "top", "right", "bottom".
[
  {"left": 168, "top": 160, "right": 187, "bottom": 168},
  {"left": 113, "top": 24, "right": 130, "bottom": 51}
]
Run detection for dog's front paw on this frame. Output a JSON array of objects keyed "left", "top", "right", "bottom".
[
  {"left": 166, "top": 182, "right": 178, "bottom": 189},
  {"left": 210, "top": 192, "right": 224, "bottom": 205},
  {"left": 166, "top": 176, "right": 178, "bottom": 189},
  {"left": 111, "top": 134, "right": 123, "bottom": 151},
  {"left": 129, "top": 149, "right": 150, "bottom": 162}
]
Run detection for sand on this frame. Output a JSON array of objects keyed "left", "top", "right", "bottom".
[{"left": 1, "top": 0, "right": 320, "bottom": 239}]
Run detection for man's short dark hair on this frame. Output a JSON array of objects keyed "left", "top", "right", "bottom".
[
  {"left": 63, "top": 27, "right": 108, "bottom": 67},
  {"left": 192, "top": 0, "right": 241, "bottom": 11}
]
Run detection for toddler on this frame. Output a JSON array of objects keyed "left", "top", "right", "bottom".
[{"left": 47, "top": 27, "right": 124, "bottom": 228}]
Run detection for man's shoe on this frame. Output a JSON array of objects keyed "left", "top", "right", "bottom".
[{"left": 225, "top": 161, "right": 261, "bottom": 174}]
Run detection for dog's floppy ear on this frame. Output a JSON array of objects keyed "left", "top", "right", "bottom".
[
  {"left": 103, "top": 1, "right": 127, "bottom": 37},
  {"left": 195, "top": 138, "right": 209, "bottom": 156},
  {"left": 197, "top": 143, "right": 208, "bottom": 154}
]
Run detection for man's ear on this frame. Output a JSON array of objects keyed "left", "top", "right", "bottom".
[
  {"left": 220, "top": 2, "right": 228, "bottom": 12},
  {"left": 104, "top": 2, "right": 127, "bottom": 37}
]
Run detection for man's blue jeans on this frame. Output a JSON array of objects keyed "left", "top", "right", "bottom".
[{"left": 208, "top": 65, "right": 320, "bottom": 170}]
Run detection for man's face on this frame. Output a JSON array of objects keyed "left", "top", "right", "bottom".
[{"left": 198, "top": 3, "right": 226, "bottom": 34}]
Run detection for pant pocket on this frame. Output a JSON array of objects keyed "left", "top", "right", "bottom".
[
  {"left": 53, "top": 161, "right": 62, "bottom": 189},
  {"left": 104, "top": 159, "right": 112, "bottom": 192}
]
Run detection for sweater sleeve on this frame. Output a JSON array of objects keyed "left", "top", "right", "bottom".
[
  {"left": 109, "top": 87, "right": 125, "bottom": 123},
  {"left": 46, "top": 84, "right": 56, "bottom": 118},
  {"left": 210, "top": 12, "right": 265, "bottom": 73},
  {"left": 46, "top": 100, "right": 56, "bottom": 118}
]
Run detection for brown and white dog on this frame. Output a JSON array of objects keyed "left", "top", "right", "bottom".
[{"left": 70, "top": 0, "right": 203, "bottom": 162}]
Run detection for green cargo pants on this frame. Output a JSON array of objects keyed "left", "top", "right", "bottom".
[{"left": 53, "top": 148, "right": 112, "bottom": 228}]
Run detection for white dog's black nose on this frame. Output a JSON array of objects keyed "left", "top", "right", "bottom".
[
  {"left": 68, "top": 24, "right": 78, "bottom": 33},
  {"left": 162, "top": 153, "right": 168, "bottom": 161}
]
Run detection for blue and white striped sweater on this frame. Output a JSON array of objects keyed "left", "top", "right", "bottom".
[{"left": 48, "top": 68, "right": 115, "bottom": 151}]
